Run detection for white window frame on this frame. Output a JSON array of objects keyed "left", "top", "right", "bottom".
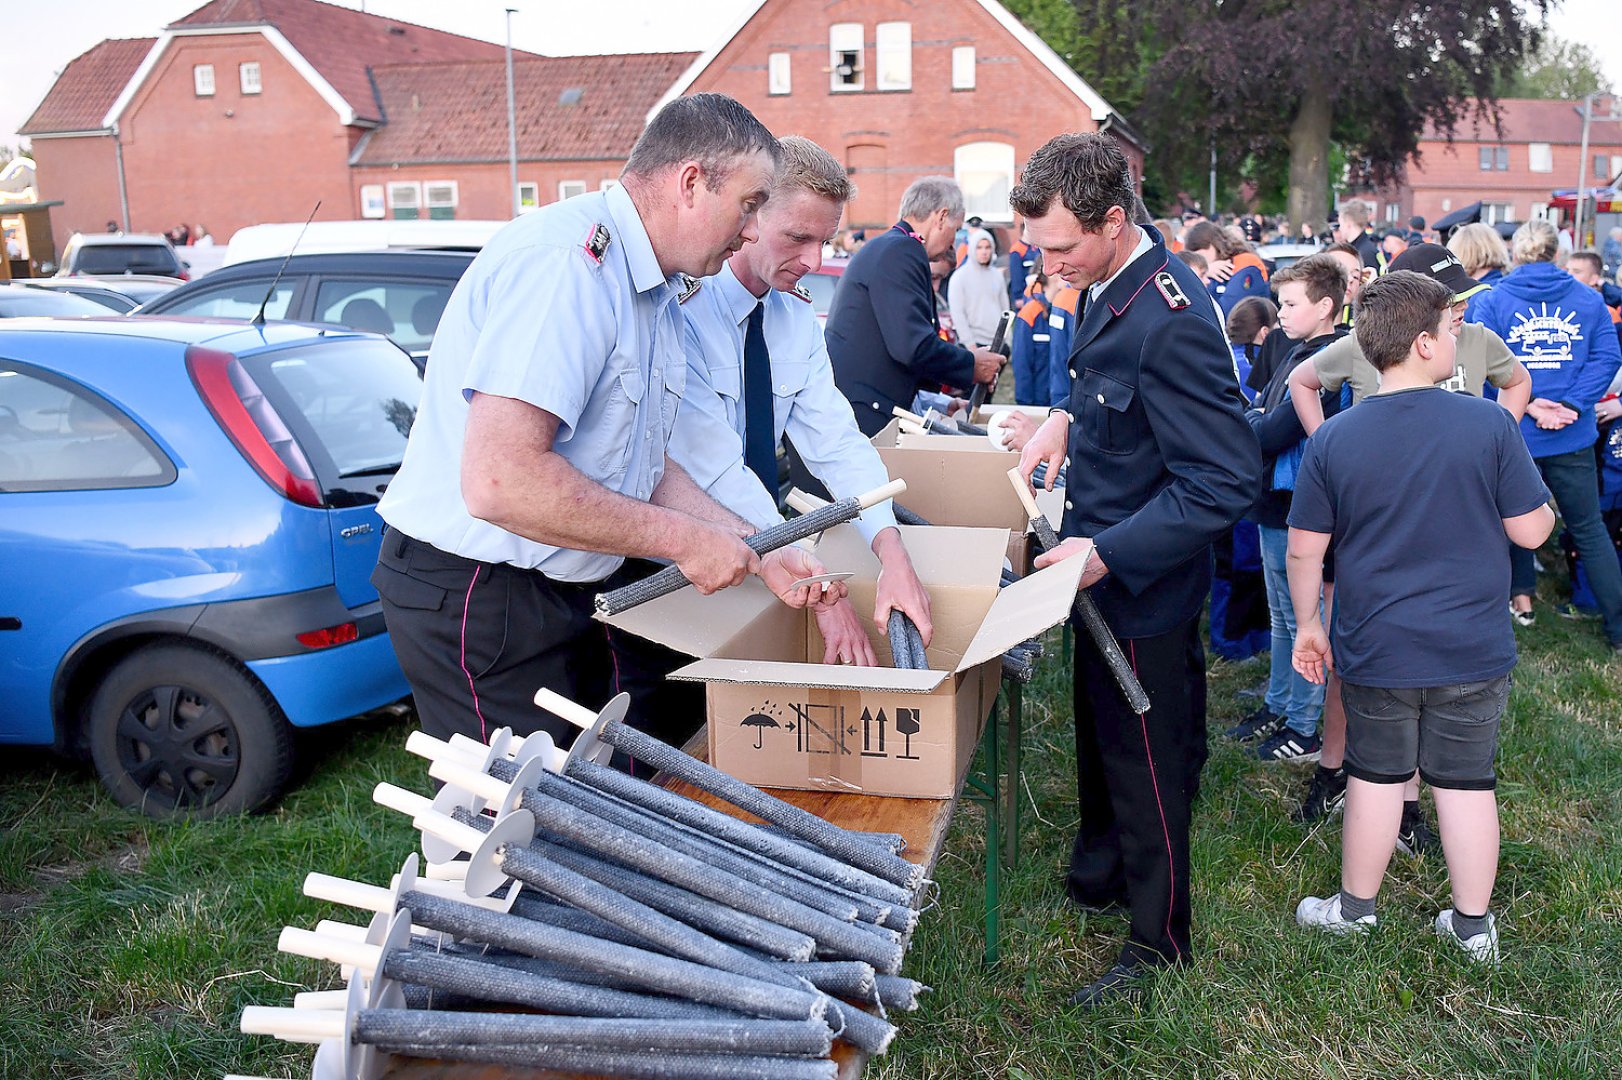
[
  {"left": 1482, "top": 202, "right": 1515, "bottom": 225},
  {"left": 558, "top": 180, "right": 588, "bottom": 201},
  {"left": 768, "top": 52, "right": 791, "bottom": 96},
  {"left": 1528, "top": 142, "right": 1553, "bottom": 173},
  {"left": 239, "top": 62, "right": 262, "bottom": 95},
  {"left": 1529, "top": 201, "right": 1550, "bottom": 221},
  {"left": 194, "top": 64, "right": 215, "bottom": 97},
  {"left": 359, "top": 184, "right": 385, "bottom": 219},
  {"left": 951, "top": 46, "right": 976, "bottom": 90},
  {"left": 387, "top": 181, "right": 421, "bottom": 213},
  {"left": 875, "top": 22, "right": 911, "bottom": 91},
  {"left": 829, "top": 23, "right": 864, "bottom": 92},
  {"left": 517, "top": 181, "right": 539, "bottom": 213},
  {"left": 424, "top": 181, "right": 458, "bottom": 210},
  {"left": 954, "top": 141, "right": 1016, "bottom": 225}
]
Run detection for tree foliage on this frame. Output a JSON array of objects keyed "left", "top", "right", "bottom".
[{"left": 1500, "top": 34, "right": 1613, "bottom": 99}]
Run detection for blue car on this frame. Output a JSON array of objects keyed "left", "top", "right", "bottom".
[{"left": 0, "top": 317, "right": 419, "bottom": 818}]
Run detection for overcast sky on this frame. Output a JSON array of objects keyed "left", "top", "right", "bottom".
[{"left": 4, "top": 0, "right": 1619, "bottom": 150}]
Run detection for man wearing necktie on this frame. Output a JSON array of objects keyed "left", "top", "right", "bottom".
[{"left": 605, "top": 138, "right": 935, "bottom": 740}]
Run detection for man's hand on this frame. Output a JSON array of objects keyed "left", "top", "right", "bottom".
[
  {"left": 1033, "top": 536, "right": 1108, "bottom": 590},
  {"left": 759, "top": 546, "right": 847, "bottom": 610},
  {"left": 815, "top": 599, "right": 879, "bottom": 666},
  {"left": 871, "top": 528, "right": 933, "bottom": 646},
  {"left": 1528, "top": 398, "right": 1579, "bottom": 430},
  {"left": 944, "top": 396, "right": 972, "bottom": 417},
  {"left": 972, "top": 347, "right": 1003, "bottom": 385},
  {"left": 1292, "top": 619, "right": 1333, "bottom": 685},
  {"left": 1018, "top": 411, "right": 1069, "bottom": 490},
  {"left": 673, "top": 521, "right": 760, "bottom": 595},
  {"left": 1207, "top": 258, "right": 1235, "bottom": 282}
]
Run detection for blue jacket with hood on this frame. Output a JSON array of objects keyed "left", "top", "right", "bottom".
[{"left": 1467, "top": 261, "right": 1622, "bottom": 458}]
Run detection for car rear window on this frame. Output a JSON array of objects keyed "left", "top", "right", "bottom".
[
  {"left": 241, "top": 339, "right": 421, "bottom": 502},
  {"left": 312, "top": 278, "right": 455, "bottom": 357},
  {"left": 72, "top": 244, "right": 181, "bottom": 276}
]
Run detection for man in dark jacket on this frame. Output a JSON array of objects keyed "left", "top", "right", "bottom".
[
  {"left": 1015, "top": 133, "right": 1261, "bottom": 1008},
  {"left": 827, "top": 177, "right": 1002, "bottom": 435},
  {"left": 1333, "top": 199, "right": 1382, "bottom": 272}
]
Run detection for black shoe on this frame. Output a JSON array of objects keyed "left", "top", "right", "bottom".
[
  {"left": 1067, "top": 961, "right": 1150, "bottom": 1009},
  {"left": 1250, "top": 727, "right": 1322, "bottom": 763},
  {"left": 1395, "top": 804, "right": 1441, "bottom": 858},
  {"left": 1072, "top": 896, "right": 1128, "bottom": 918},
  {"left": 1292, "top": 766, "right": 1347, "bottom": 824},
  {"left": 1224, "top": 705, "right": 1282, "bottom": 742}
]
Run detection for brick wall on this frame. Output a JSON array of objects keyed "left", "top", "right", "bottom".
[{"left": 27, "top": 136, "right": 124, "bottom": 245}]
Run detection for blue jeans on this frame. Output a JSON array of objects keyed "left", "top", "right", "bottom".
[
  {"left": 1259, "top": 524, "right": 1324, "bottom": 736},
  {"left": 1510, "top": 447, "right": 1622, "bottom": 645}
]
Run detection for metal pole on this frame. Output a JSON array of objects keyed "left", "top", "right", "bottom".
[
  {"left": 1576, "top": 93, "right": 1594, "bottom": 248},
  {"left": 112, "top": 131, "right": 131, "bottom": 232},
  {"left": 1208, "top": 140, "right": 1217, "bottom": 220},
  {"left": 505, "top": 8, "right": 519, "bottom": 218}
]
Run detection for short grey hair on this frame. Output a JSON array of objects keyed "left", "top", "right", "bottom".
[
  {"left": 775, "top": 136, "right": 854, "bottom": 204},
  {"left": 1510, "top": 219, "right": 1559, "bottom": 265},
  {"left": 623, "top": 93, "right": 780, "bottom": 189},
  {"left": 898, "top": 176, "right": 965, "bottom": 223}
]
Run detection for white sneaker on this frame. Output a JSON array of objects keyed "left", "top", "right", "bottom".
[
  {"left": 1295, "top": 893, "right": 1377, "bottom": 936},
  {"left": 1434, "top": 909, "right": 1500, "bottom": 964}
]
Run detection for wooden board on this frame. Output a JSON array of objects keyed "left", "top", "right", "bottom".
[{"left": 380, "top": 733, "right": 959, "bottom": 1080}]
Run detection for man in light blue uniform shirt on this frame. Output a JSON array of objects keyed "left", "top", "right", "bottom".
[{"left": 374, "top": 95, "right": 837, "bottom": 754}]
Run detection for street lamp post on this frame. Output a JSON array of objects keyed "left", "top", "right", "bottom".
[
  {"left": 1576, "top": 92, "right": 1595, "bottom": 249},
  {"left": 506, "top": 8, "right": 519, "bottom": 218}
]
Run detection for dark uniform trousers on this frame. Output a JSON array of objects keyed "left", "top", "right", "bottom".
[
  {"left": 601, "top": 559, "right": 709, "bottom": 761},
  {"left": 1068, "top": 613, "right": 1208, "bottom": 968}
]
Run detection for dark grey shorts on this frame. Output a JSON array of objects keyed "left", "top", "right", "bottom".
[{"left": 1340, "top": 675, "right": 1511, "bottom": 791}]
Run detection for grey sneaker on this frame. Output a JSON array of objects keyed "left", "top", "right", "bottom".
[
  {"left": 1295, "top": 893, "right": 1376, "bottom": 936},
  {"left": 1434, "top": 909, "right": 1500, "bottom": 964}
]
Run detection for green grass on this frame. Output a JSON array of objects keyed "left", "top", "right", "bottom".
[{"left": 3, "top": 576, "right": 1621, "bottom": 1079}]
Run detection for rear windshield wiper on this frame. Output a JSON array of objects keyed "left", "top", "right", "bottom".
[{"left": 339, "top": 464, "right": 401, "bottom": 479}]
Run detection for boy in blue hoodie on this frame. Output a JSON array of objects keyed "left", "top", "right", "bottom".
[{"left": 1468, "top": 220, "right": 1622, "bottom": 648}]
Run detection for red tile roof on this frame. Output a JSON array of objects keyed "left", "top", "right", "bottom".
[
  {"left": 1424, "top": 97, "right": 1622, "bottom": 145},
  {"left": 355, "top": 53, "right": 698, "bottom": 166},
  {"left": 19, "top": 38, "right": 155, "bottom": 136},
  {"left": 169, "top": 0, "right": 521, "bottom": 124}
]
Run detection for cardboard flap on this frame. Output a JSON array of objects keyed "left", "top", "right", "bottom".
[
  {"left": 955, "top": 554, "right": 1088, "bottom": 671},
  {"left": 599, "top": 575, "right": 779, "bottom": 658},
  {"left": 894, "top": 432, "right": 1005, "bottom": 453},
  {"left": 671, "top": 657, "right": 949, "bottom": 694}
]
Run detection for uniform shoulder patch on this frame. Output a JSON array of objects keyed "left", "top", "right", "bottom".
[
  {"left": 583, "top": 224, "right": 612, "bottom": 264},
  {"left": 676, "top": 274, "right": 703, "bottom": 305},
  {"left": 1154, "top": 270, "right": 1191, "bottom": 310},
  {"left": 790, "top": 283, "right": 814, "bottom": 303}
]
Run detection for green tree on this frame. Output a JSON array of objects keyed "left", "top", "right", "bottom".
[{"left": 1501, "top": 34, "right": 1613, "bottom": 99}]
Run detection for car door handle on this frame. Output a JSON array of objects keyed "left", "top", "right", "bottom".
[{"left": 0, "top": 618, "right": 20, "bottom": 631}]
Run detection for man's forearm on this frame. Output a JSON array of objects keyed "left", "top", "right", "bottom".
[{"left": 651, "top": 456, "right": 755, "bottom": 532}]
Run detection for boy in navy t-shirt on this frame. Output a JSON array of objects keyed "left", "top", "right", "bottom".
[{"left": 1285, "top": 271, "right": 1554, "bottom": 963}]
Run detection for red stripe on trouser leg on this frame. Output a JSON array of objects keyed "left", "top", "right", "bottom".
[
  {"left": 1129, "top": 639, "right": 1182, "bottom": 963},
  {"left": 460, "top": 569, "right": 490, "bottom": 743}
]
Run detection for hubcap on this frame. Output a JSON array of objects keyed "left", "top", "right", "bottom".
[{"left": 114, "top": 684, "right": 239, "bottom": 810}]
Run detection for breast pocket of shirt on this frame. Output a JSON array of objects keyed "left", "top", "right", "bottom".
[
  {"left": 1078, "top": 368, "right": 1140, "bottom": 456},
  {"left": 598, "top": 366, "right": 645, "bottom": 477},
  {"left": 770, "top": 359, "right": 813, "bottom": 427}
]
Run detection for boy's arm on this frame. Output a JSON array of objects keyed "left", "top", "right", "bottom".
[
  {"left": 1493, "top": 360, "right": 1532, "bottom": 422},
  {"left": 1285, "top": 527, "right": 1333, "bottom": 685},
  {"left": 1288, "top": 360, "right": 1329, "bottom": 435},
  {"left": 1503, "top": 504, "right": 1555, "bottom": 549}
]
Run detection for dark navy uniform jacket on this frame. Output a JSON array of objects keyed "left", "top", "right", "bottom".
[
  {"left": 827, "top": 222, "right": 976, "bottom": 436},
  {"left": 1059, "top": 227, "right": 1261, "bottom": 639}
]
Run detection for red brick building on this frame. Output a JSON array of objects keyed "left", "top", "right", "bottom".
[
  {"left": 1350, "top": 97, "right": 1622, "bottom": 231},
  {"left": 656, "top": 0, "right": 1143, "bottom": 230}
]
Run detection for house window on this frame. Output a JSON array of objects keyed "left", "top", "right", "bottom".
[
  {"left": 768, "top": 52, "right": 791, "bottom": 96},
  {"left": 954, "top": 141, "right": 1016, "bottom": 224},
  {"left": 194, "top": 64, "right": 215, "bottom": 97},
  {"left": 424, "top": 181, "right": 458, "bottom": 220},
  {"left": 875, "top": 22, "right": 911, "bottom": 91},
  {"left": 1529, "top": 202, "right": 1550, "bottom": 221},
  {"left": 1478, "top": 145, "right": 1508, "bottom": 171},
  {"left": 1482, "top": 202, "right": 1515, "bottom": 225},
  {"left": 951, "top": 46, "right": 976, "bottom": 90},
  {"left": 360, "top": 184, "right": 385, "bottom": 219},
  {"left": 240, "top": 62, "right": 262, "bottom": 95},
  {"left": 599, "top": 179, "right": 619, "bottom": 191},
  {"left": 829, "top": 23, "right": 863, "bottom": 92},
  {"left": 517, "top": 182, "right": 539, "bottom": 213},
  {"left": 1528, "top": 143, "right": 1552, "bottom": 172},
  {"left": 558, "top": 180, "right": 588, "bottom": 201},
  {"left": 1384, "top": 203, "right": 1401, "bottom": 223},
  {"left": 1594, "top": 154, "right": 1622, "bottom": 180},
  {"left": 387, "top": 181, "right": 421, "bottom": 220}
]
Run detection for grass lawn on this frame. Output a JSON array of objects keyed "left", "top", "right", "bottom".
[{"left": 3, "top": 578, "right": 1620, "bottom": 1079}]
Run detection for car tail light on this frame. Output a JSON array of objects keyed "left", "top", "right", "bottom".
[
  {"left": 296, "top": 622, "right": 359, "bottom": 649},
  {"left": 186, "top": 345, "right": 323, "bottom": 507}
]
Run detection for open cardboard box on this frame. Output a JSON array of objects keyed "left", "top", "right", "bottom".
[{"left": 601, "top": 523, "right": 1086, "bottom": 798}]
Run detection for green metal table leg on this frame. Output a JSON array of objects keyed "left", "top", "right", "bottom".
[{"left": 1002, "top": 678, "right": 1022, "bottom": 871}]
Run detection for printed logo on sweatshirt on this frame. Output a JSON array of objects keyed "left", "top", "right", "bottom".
[{"left": 1507, "top": 304, "right": 1585, "bottom": 367}]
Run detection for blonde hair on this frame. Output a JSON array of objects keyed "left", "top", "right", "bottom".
[
  {"left": 775, "top": 135, "right": 855, "bottom": 204},
  {"left": 1446, "top": 223, "right": 1509, "bottom": 275},
  {"left": 1509, "top": 219, "right": 1559, "bottom": 265},
  {"left": 1339, "top": 199, "right": 1372, "bottom": 228}
]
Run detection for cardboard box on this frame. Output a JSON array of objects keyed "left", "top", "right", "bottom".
[{"left": 601, "top": 523, "right": 1085, "bottom": 799}]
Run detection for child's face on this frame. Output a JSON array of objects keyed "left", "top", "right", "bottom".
[
  {"left": 1422, "top": 309, "right": 1458, "bottom": 381},
  {"left": 1277, "top": 281, "right": 1330, "bottom": 340}
]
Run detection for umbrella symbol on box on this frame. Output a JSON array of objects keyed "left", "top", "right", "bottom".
[{"left": 742, "top": 712, "right": 781, "bottom": 749}]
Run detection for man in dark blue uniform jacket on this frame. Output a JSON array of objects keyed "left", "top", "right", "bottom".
[
  {"left": 1015, "top": 133, "right": 1261, "bottom": 1007},
  {"left": 826, "top": 176, "right": 1002, "bottom": 435}
]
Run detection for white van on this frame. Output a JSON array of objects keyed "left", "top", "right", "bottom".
[{"left": 223, "top": 219, "right": 506, "bottom": 266}]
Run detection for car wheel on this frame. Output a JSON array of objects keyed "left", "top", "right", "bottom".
[{"left": 87, "top": 643, "right": 293, "bottom": 819}]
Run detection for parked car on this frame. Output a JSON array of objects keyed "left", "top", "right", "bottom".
[
  {"left": 21, "top": 280, "right": 142, "bottom": 313},
  {"left": 223, "top": 219, "right": 504, "bottom": 266},
  {"left": 139, "top": 250, "right": 475, "bottom": 368},
  {"left": 1255, "top": 241, "right": 1323, "bottom": 274},
  {"left": 67, "top": 274, "right": 187, "bottom": 308},
  {"left": 0, "top": 283, "right": 113, "bottom": 318},
  {"left": 0, "top": 316, "right": 419, "bottom": 818},
  {"left": 800, "top": 255, "right": 848, "bottom": 324},
  {"left": 57, "top": 232, "right": 189, "bottom": 280}
]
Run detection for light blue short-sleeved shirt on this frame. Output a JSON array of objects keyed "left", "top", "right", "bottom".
[
  {"left": 379, "top": 185, "right": 688, "bottom": 582},
  {"left": 669, "top": 262, "right": 896, "bottom": 543}
]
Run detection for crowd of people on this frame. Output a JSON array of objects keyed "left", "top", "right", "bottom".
[{"left": 369, "top": 88, "right": 1614, "bottom": 1010}]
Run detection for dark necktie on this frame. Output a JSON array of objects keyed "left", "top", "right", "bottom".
[{"left": 742, "top": 302, "right": 777, "bottom": 492}]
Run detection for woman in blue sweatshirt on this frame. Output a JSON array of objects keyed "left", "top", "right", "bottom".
[{"left": 1468, "top": 220, "right": 1622, "bottom": 647}]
